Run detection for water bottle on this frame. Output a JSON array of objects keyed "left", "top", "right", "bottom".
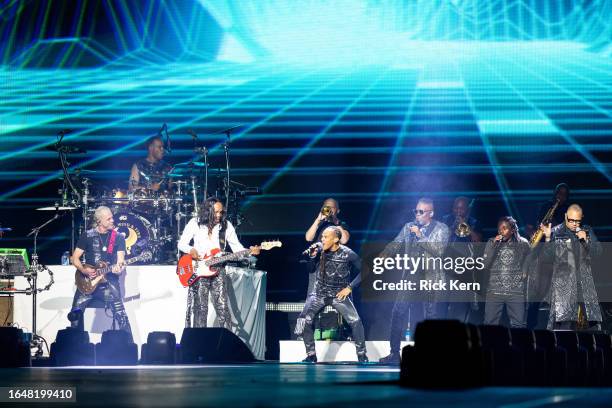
[
  {"left": 61, "top": 251, "right": 70, "bottom": 265},
  {"left": 404, "top": 323, "right": 411, "bottom": 342}
]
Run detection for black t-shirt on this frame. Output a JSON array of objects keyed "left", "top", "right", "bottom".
[
  {"left": 134, "top": 158, "right": 172, "bottom": 189},
  {"left": 308, "top": 219, "right": 349, "bottom": 243},
  {"left": 76, "top": 229, "right": 126, "bottom": 279}
]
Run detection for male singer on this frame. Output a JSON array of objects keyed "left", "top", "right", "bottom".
[
  {"left": 379, "top": 197, "right": 450, "bottom": 364},
  {"left": 541, "top": 204, "right": 602, "bottom": 330}
]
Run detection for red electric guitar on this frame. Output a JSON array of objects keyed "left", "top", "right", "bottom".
[{"left": 176, "top": 241, "right": 282, "bottom": 287}]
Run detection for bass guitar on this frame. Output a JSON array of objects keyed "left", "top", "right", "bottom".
[{"left": 176, "top": 241, "right": 282, "bottom": 287}]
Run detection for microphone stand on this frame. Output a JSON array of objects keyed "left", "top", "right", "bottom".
[{"left": 27, "top": 212, "right": 61, "bottom": 356}]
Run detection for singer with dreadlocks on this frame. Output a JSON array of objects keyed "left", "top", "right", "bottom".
[
  {"left": 482, "top": 216, "right": 531, "bottom": 328},
  {"left": 296, "top": 226, "right": 368, "bottom": 363},
  {"left": 177, "top": 197, "right": 260, "bottom": 328}
]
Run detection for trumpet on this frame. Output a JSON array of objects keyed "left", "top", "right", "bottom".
[
  {"left": 454, "top": 198, "right": 475, "bottom": 238},
  {"left": 321, "top": 205, "right": 332, "bottom": 217},
  {"left": 455, "top": 220, "right": 471, "bottom": 238}
]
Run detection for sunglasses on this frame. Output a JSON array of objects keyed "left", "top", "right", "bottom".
[
  {"left": 413, "top": 209, "right": 432, "bottom": 215},
  {"left": 566, "top": 218, "right": 582, "bottom": 224}
]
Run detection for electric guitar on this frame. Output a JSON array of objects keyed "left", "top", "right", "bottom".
[
  {"left": 176, "top": 241, "right": 282, "bottom": 287},
  {"left": 75, "top": 251, "right": 153, "bottom": 295}
]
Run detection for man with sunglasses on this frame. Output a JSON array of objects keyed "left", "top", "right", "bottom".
[
  {"left": 379, "top": 197, "right": 450, "bottom": 364},
  {"left": 541, "top": 204, "right": 602, "bottom": 330}
]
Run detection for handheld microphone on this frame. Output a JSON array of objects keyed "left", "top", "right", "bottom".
[
  {"left": 302, "top": 242, "right": 322, "bottom": 257},
  {"left": 575, "top": 227, "right": 587, "bottom": 243},
  {"left": 162, "top": 123, "right": 171, "bottom": 154}
]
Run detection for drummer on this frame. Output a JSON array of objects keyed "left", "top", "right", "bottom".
[{"left": 129, "top": 135, "right": 172, "bottom": 193}]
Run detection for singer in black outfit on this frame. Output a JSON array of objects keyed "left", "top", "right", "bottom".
[
  {"left": 128, "top": 136, "right": 172, "bottom": 192},
  {"left": 541, "top": 204, "right": 603, "bottom": 330},
  {"left": 296, "top": 226, "right": 367, "bottom": 363},
  {"left": 482, "top": 216, "right": 530, "bottom": 328},
  {"left": 304, "top": 198, "right": 350, "bottom": 295}
]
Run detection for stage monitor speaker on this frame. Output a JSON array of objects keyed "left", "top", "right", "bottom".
[
  {"left": 180, "top": 328, "right": 255, "bottom": 364},
  {"left": 50, "top": 328, "right": 95, "bottom": 366},
  {"left": 0, "top": 327, "right": 31, "bottom": 367},
  {"left": 95, "top": 330, "right": 138, "bottom": 366},
  {"left": 141, "top": 331, "right": 177, "bottom": 364}
]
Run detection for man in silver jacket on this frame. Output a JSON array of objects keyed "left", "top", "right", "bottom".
[
  {"left": 379, "top": 197, "right": 450, "bottom": 364},
  {"left": 541, "top": 204, "right": 603, "bottom": 330}
]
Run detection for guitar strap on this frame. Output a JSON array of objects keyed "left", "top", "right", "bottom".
[
  {"left": 219, "top": 221, "right": 227, "bottom": 251},
  {"left": 107, "top": 229, "right": 117, "bottom": 254}
]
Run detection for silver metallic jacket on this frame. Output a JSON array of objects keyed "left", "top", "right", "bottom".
[
  {"left": 382, "top": 220, "right": 450, "bottom": 301},
  {"left": 543, "top": 223, "right": 602, "bottom": 327}
]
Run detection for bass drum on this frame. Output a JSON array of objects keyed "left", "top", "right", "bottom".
[{"left": 114, "top": 211, "right": 157, "bottom": 264}]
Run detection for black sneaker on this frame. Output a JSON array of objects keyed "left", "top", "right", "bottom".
[
  {"left": 302, "top": 354, "right": 317, "bottom": 363},
  {"left": 378, "top": 352, "right": 400, "bottom": 365},
  {"left": 357, "top": 354, "right": 369, "bottom": 363}
]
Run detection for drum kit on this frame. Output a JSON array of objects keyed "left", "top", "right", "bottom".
[{"left": 37, "top": 127, "right": 261, "bottom": 264}]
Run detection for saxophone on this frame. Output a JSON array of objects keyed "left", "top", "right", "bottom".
[{"left": 529, "top": 198, "right": 560, "bottom": 248}]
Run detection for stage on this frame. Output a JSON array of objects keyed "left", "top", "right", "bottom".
[
  {"left": 11, "top": 265, "right": 267, "bottom": 360},
  {"left": 2, "top": 364, "right": 612, "bottom": 407}
]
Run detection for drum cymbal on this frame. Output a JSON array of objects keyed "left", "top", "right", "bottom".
[
  {"left": 167, "top": 172, "right": 188, "bottom": 178},
  {"left": 36, "top": 206, "right": 77, "bottom": 211},
  {"left": 172, "top": 161, "right": 207, "bottom": 168},
  {"left": 0, "top": 227, "right": 12, "bottom": 232},
  {"left": 70, "top": 168, "right": 97, "bottom": 175}
]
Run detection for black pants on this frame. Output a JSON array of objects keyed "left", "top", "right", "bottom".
[
  {"left": 447, "top": 302, "right": 472, "bottom": 323},
  {"left": 483, "top": 293, "right": 526, "bottom": 328},
  {"left": 68, "top": 279, "right": 132, "bottom": 338},
  {"left": 186, "top": 269, "right": 231, "bottom": 329},
  {"left": 296, "top": 292, "right": 366, "bottom": 357},
  {"left": 389, "top": 300, "right": 448, "bottom": 354}
]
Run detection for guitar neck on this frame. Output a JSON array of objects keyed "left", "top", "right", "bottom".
[
  {"left": 205, "top": 249, "right": 250, "bottom": 267},
  {"left": 95, "top": 256, "right": 140, "bottom": 276}
]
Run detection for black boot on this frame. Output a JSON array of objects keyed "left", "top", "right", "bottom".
[
  {"left": 378, "top": 352, "right": 400, "bottom": 365},
  {"left": 302, "top": 354, "right": 317, "bottom": 363},
  {"left": 357, "top": 353, "right": 369, "bottom": 363}
]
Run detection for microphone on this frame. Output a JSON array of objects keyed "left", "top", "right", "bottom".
[
  {"left": 575, "top": 227, "right": 588, "bottom": 243},
  {"left": 408, "top": 221, "right": 421, "bottom": 241},
  {"left": 45, "top": 144, "right": 86, "bottom": 153},
  {"left": 302, "top": 242, "right": 322, "bottom": 257},
  {"left": 494, "top": 235, "right": 506, "bottom": 248},
  {"left": 57, "top": 129, "right": 74, "bottom": 136},
  {"left": 161, "top": 123, "right": 171, "bottom": 154}
]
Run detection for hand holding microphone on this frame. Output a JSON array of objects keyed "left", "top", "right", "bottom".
[
  {"left": 575, "top": 227, "right": 588, "bottom": 242},
  {"left": 409, "top": 223, "right": 422, "bottom": 239},
  {"left": 302, "top": 242, "right": 322, "bottom": 258}
]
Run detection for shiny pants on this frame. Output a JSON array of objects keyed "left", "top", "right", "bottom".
[
  {"left": 68, "top": 280, "right": 132, "bottom": 338},
  {"left": 186, "top": 270, "right": 231, "bottom": 329},
  {"left": 296, "top": 292, "right": 366, "bottom": 356}
]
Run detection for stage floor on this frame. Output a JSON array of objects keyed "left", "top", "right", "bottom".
[{"left": 2, "top": 363, "right": 612, "bottom": 407}]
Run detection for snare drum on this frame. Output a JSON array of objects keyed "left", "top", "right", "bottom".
[{"left": 115, "top": 211, "right": 157, "bottom": 263}]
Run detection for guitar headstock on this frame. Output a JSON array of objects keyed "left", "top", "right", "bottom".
[{"left": 260, "top": 240, "right": 282, "bottom": 250}]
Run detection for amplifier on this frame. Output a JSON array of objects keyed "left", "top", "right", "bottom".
[
  {"left": 0, "top": 248, "right": 30, "bottom": 277},
  {"left": 0, "top": 280, "right": 14, "bottom": 325}
]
